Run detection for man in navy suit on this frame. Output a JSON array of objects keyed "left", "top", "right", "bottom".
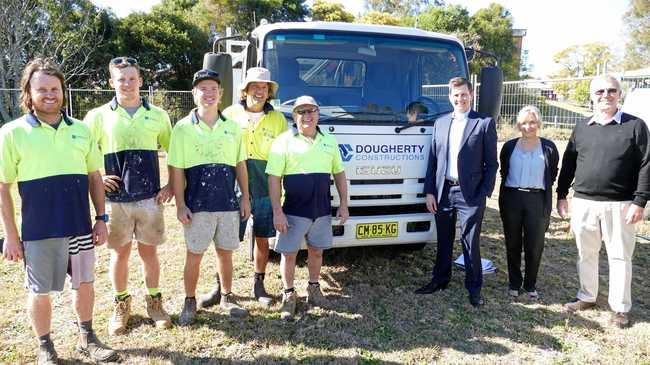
[{"left": 415, "top": 77, "right": 498, "bottom": 307}]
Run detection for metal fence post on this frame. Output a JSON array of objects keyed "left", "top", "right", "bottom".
[
  {"left": 149, "top": 86, "right": 154, "bottom": 104},
  {"left": 471, "top": 74, "right": 478, "bottom": 110},
  {"left": 67, "top": 86, "right": 73, "bottom": 117}
]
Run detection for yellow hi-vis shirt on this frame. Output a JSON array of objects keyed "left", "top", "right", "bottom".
[
  {"left": 168, "top": 109, "right": 246, "bottom": 213},
  {"left": 0, "top": 112, "right": 102, "bottom": 240},
  {"left": 222, "top": 102, "right": 287, "bottom": 197},
  {"left": 83, "top": 97, "right": 172, "bottom": 202},
  {"left": 266, "top": 125, "right": 344, "bottom": 219}
]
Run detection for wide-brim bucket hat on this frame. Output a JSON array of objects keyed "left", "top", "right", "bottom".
[{"left": 239, "top": 67, "right": 279, "bottom": 96}]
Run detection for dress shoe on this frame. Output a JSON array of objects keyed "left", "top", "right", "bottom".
[
  {"left": 563, "top": 298, "right": 596, "bottom": 313},
  {"left": 469, "top": 293, "right": 484, "bottom": 308},
  {"left": 610, "top": 312, "right": 630, "bottom": 329},
  {"left": 414, "top": 281, "right": 449, "bottom": 294}
]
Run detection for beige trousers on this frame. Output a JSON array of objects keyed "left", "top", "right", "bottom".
[{"left": 570, "top": 197, "right": 636, "bottom": 313}]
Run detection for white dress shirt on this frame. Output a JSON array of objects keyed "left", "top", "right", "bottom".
[{"left": 446, "top": 110, "right": 470, "bottom": 181}]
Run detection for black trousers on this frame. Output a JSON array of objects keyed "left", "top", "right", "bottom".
[{"left": 499, "top": 188, "right": 547, "bottom": 292}]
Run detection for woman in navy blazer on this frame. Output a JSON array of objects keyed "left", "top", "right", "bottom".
[{"left": 499, "top": 105, "right": 559, "bottom": 301}]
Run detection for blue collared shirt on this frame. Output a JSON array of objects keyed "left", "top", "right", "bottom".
[{"left": 504, "top": 141, "right": 545, "bottom": 189}]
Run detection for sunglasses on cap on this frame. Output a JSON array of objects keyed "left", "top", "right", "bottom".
[
  {"left": 195, "top": 69, "right": 219, "bottom": 79},
  {"left": 594, "top": 88, "right": 618, "bottom": 96},
  {"left": 295, "top": 107, "right": 319, "bottom": 115},
  {"left": 110, "top": 57, "right": 138, "bottom": 66}
]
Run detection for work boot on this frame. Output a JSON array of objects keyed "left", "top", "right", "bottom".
[
  {"left": 108, "top": 295, "right": 131, "bottom": 335},
  {"left": 306, "top": 282, "right": 326, "bottom": 307},
  {"left": 252, "top": 275, "right": 273, "bottom": 306},
  {"left": 145, "top": 293, "right": 172, "bottom": 329},
  {"left": 198, "top": 283, "right": 221, "bottom": 309},
  {"left": 37, "top": 342, "right": 58, "bottom": 365},
  {"left": 178, "top": 297, "right": 197, "bottom": 326},
  {"left": 220, "top": 293, "right": 249, "bottom": 318},
  {"left": 76, "top": 331, "right": 118, "bottom": 362},
  {"left": 280, "top": 291, "right": 297, "bottom": 321}
]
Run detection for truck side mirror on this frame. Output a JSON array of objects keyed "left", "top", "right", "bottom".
[
  {"left": 203, "top": 52, "right": 233, "bottom": 110},
  {"left": 477, "top": 66, "right": 503, "bottom": 122}
]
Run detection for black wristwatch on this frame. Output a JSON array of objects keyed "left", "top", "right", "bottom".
[{"left": 95, "top": 214, "right": 109, "bottom": 223}]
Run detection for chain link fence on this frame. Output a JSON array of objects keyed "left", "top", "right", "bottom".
[{"left": 1, "top": 74, "right": 649, "bottom": 127}]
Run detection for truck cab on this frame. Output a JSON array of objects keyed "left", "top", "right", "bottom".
[{"left": 212, "top": 21, "right": 499, "bottom": 249}]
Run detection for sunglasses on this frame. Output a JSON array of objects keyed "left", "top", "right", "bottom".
[
  {"left": 594, "top": 88, "right": 618, "bottom": 96},
  {"left": 110, "top": 57, "right": 138, "bottom": 66},
  {"left": 295, "top": 108, "right": 319, "bottom": 115}
]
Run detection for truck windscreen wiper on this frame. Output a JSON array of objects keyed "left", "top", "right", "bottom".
[
  {"left": 321, "top": 110, "right": 399, "bottom": 123},
  {"left": 395, "top": 111, "right": 451, "bottom": 133}
]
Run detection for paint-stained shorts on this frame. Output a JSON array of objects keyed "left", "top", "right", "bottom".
[
  {"left": 108, "top": 197, "right": 166, "bottom": 248},
  {"left": 273, "top": 215, "right": 333, "bottom": 254},
  {"left": 184, "top": 211, "right": 240, "bottom": 254},
  {"left": 23, "top": 234, "right": 95, "bottom": 294}
]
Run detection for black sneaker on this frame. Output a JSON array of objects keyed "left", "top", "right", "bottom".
[
  {"left": 198, "top": 286, "right": 221, "bottom": 309},
  {"left": 252, "top": 277, "right": 273, "bottom": 306}
]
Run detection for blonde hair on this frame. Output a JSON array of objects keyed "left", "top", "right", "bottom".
[{"left": 516, "top": 105, "right": 542, "bottom": 128}]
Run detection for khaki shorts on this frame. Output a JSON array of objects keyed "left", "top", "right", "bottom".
[
  {"left": 108, "top": 198, "right": 165, "bottom": 248},
  {"left": 184, "top": 211, "right": 240, "bottom": 254}
]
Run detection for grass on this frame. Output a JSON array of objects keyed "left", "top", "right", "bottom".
[{"left": 1, "top": 140, "right": 650, "bottom": 364}]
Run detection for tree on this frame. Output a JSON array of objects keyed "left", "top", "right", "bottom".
[
  {"left": 468, "top": 3, "right": 516, "bottom": 79},
  {"left": 365, "top": 0, "right": 441, "bottom": 17},
  {"left": 552, "top": 43, "right": 614, "bottom": 77},
  {"left": 113, "top": 8, "right": 210, "bottom": 90},
  {"left": 415, "top": 4, "right": 471, "bottom": 34},
  {"left": 356, "top": 11, "right": 401, "bottom": 26},
  {"left": 0, "top": 0, "right": 111, "bottom": 123},
  {"left": 312, "top": 0, "right": 354, "bottom": 22},
  {"left": 622, "top": 0, "right": 650, "bottom": 70}
]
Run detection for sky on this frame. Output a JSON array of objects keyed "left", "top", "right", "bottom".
[{"left": 90, "top": 0, "right": 630, "bottom": 78}]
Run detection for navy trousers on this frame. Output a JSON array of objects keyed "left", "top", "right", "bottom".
[{"left": 431, "top": 181, "right": 485, "bottom": 296}]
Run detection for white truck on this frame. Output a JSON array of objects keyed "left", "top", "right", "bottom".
[{"left": 207, "top": 21, "right": 503, "bottom": 249}]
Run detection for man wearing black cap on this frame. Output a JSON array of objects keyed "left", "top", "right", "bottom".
[{"left": 168, "top": 69, "right": 251, "bottom": 325}]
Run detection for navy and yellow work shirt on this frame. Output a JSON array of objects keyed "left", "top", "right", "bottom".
[
  {"left": 0, "top": 112, "right": 103, "bottom": 241},
  {"left": 266, "top": 126, "right": 344, "bottom": 220},
  {"left": 168, "top": 109, "right": 246, "bottom": 213},
  {"left": 83, "top": 97, "right": 172, "bottom": 202},
  {"left": 222, "top": 102, "right": 287, "bottom": 198}
]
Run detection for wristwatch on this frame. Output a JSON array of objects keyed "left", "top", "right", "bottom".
[{"left": 95, "top": 214, "right": 109, "bottom": 222}]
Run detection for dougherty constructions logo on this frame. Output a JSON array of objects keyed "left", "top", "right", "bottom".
[{"left": 338, "top": 144, "right": 354, "bottom": 162}]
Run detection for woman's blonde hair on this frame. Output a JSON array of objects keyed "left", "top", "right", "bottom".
[{"left": 516, "top": 105, "right": 542, "bottom": 128}]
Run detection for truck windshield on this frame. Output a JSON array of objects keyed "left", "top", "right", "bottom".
[{"left": 263, "top": 30, "right": 467, "bottom": 123}]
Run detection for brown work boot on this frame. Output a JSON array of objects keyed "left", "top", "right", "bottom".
[
  {"left": 37, "top": 342, "right": 58, "bottom": 365},
  {"left": 252, "top": 275, "right": 273, "bottom": 307},
  {"left": 145, "top": 293, "right": 172, "bottom": 329},
  {"left": 76, "top": 331, "right": 118, "bottom": 362},
  {"left": 108, "top": 295, "right": 131, "bottom": 335},
  {"left": 280, "top": 291, "right": 297, "bottom": 321},
  {"left": 610, "top": 312, "right": 631, "bottom": 328},
  {"left": 564, "top": 298, "right": 596, "bottom": 313},
  {"left": 198, "top": 285, "right": 221, "bottom": 309},
  {"left": 220, "top": 293, "right": 249, "bottom": 318},
  {"left": 178, "top": 297, "right": 197, "bottom": 326},
  {"left": 306, "top": 282, "right": 326, "bottom": 307}
]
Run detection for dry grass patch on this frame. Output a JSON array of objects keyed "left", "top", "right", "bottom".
[{"left": 1, "top": 141, "right": 650, "bottom": 364}]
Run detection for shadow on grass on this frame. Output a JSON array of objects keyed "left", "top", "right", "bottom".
[{"left": 118, "top": 346, "right": 401, "bottom": 364}]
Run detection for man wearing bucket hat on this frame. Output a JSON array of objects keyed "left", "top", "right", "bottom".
[
  {"left": 266, "top": 95, "right": 349, "bottom": 320},
  {"left": 168, "top": 69, "right": 251, "bottom": 324},
  {"left": 201, "top": 67, "right": 287, "bottom": 308}
]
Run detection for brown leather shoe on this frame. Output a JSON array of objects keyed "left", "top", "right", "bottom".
[
  {"left": 610, "top": 312, "right": 630, "bottom": 328},
  {"left": 564, "top": 299, "right": 596, "bottom": 313}
]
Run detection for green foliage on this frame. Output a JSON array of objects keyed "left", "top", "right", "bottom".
[
  {"left": 623, "top": 0, "right": 650, "bottom": 70},
  {"left": 312, "top": 0, "right": 354, "bottom": 22},
  {"left": 356, "top": 11, "right": 401, "bottom": 26},
  {"left": 113, "top": 9, "right": 209, "bottom": 90},
  {"left": 552, "top": 43, "right": 614, "bottom": 77},
  {"left": 468, "top": 3, "right": 516, "bottom": 79},
  {"left": 365, "top": 0, "right": 440, "bottom": 17},
  {"left": 415, "top": 3, "right": 517, "bottom": 79}
]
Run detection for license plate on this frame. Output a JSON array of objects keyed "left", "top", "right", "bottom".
[{"left": 356, "top": 222, "right": 398, "bottom": 239}]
